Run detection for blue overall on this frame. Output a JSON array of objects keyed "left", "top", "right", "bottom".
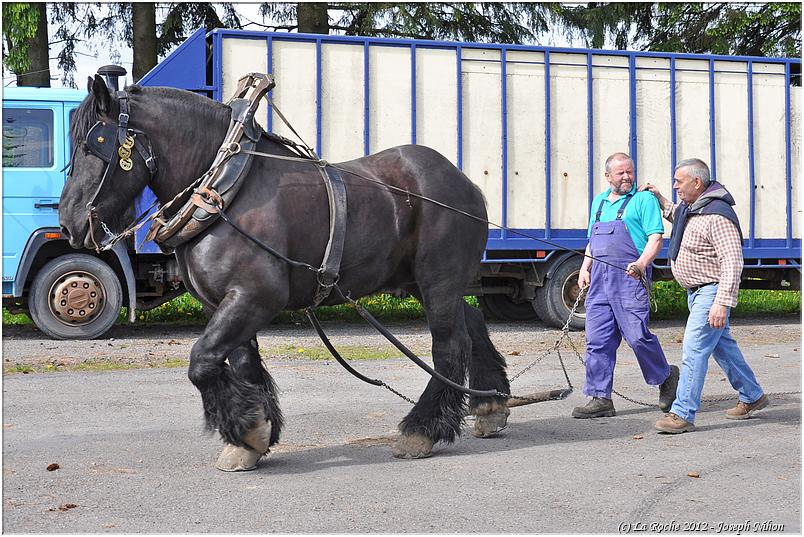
[{"left": 584, "top": 194, "right": 670, "bottom": 398}]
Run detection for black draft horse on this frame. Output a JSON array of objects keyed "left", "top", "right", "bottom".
[{"left": 59, "top": 75, "right": 511, "bottom": 471}]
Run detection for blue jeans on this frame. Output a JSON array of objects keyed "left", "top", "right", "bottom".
[{"left": 670, "top": 283, "right": 764, "bottom": 423}]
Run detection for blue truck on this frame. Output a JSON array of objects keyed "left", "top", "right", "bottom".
[{"left": 3, "top": 29, "right": 801, "bottom": 339}]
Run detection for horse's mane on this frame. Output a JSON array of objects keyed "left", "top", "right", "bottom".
[{"left": 70, "top": 84, "right": 229, "bottom": 146}]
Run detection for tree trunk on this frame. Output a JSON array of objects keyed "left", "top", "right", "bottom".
[
  {"left": 132, "top": 2, "right": 157, "bottom": 82},
  {"left": 18, "top": 3, "right": 50, "bottom": 87},
  {"left": 297, "top": 3, "right": 329, "bottom": 34}
]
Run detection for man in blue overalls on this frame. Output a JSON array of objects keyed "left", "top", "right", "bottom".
[{"left": 572, "top": 152, "right": 679, "bottom": 418}]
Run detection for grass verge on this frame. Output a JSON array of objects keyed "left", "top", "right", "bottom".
[{"left": 4, "top": 284, "right": 799, "bottom": 328}]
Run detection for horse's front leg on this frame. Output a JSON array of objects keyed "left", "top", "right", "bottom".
[
  {"left": 214, "top": 338, "right": 284, "bottom": 471},
  {"left": 187, "top": 293, "right": 278, "bottom": 471}
]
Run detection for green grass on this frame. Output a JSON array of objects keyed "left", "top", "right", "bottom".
[
  {"left": 262, "top": 343, "right": 426, "bottom": 361},
  {"left": 650, "top": 280, "right": 801, "bottom": 319},
  {"left": 3, "top": 285, "right": 799, "bottom": 328},
  {"left": 3, "top": 358, "right": 190, "bottom": 375}
]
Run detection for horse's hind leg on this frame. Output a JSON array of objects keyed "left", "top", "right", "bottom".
[
  {"left": 215, "top": 338, "right": 285, "bottom": 471},
  {"left": 394, "top": 285, "right": 470, "bottom": 459},
  {"left": 464, "top": 302, "right": 511, "bottom": 438}
]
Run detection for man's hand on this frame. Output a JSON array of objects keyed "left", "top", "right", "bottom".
[
  {"left": 626, "top": 261, "right": 645, "bottom": 280},
  {"left": 578, "top": 266, "right": 591, "bottom": 289},
  {"left": 638, "top": 182, "right": 660, "bottom": 195},
  {"left": 708, "top": 303, "right": 728, "bottom": 328}
]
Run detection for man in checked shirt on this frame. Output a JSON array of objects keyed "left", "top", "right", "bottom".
[{"left": 641, "top": 158, "right": 768, "bottom": 434}]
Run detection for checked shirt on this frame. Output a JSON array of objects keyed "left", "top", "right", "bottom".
[{"left": 662, "top": 204, "right": 743, "bottom": 307}]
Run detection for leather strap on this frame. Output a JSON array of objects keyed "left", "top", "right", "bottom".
[{"left": 312, "top": 165, "right": 348, "bottom": 306}]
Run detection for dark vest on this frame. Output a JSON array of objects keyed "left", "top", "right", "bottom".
[{"left": 668, "top": 199, "right": 743, "bottom": 261}]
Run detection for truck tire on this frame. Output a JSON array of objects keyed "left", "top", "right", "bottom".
[
  {"left": 532, "top": 257, "right": 586, "bottom": 331},
  {"left": 29, "top": 254, "right": 122, "bottom": 340},
  {"left": 477, "top": 294, "right": 539, "bottom": 322}
]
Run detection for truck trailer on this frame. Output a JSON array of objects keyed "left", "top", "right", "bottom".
[{"left": 3, "top": 28, "right": 800, "bottom": 338}]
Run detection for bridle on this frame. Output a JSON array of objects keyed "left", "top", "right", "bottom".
[{"left": 74, "top": 90, "right": 158, "bottom": 252}]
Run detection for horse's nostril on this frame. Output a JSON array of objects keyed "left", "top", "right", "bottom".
[{"left": 60, "top": 226, "right": 71, "bottom": 241}]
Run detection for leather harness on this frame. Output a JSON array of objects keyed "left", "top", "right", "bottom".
[{"left": 143, "top": 73, "right": 348, "bottom": 306}]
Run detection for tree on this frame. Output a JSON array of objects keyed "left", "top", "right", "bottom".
[
  {"left": 556, "top": 3, "right": 801, "bottom": 57},
  {"left": 259, "top": 3, "right": 559, "bottom": 43},
  {"left": 297, "top": 3, "right": 329, "bottom": 34},
  {"left": 2, "top": 2, "right": 50, "bottom": 87},
  {"left": 133, "top": 3, "right": 157, "bottom": 81}
]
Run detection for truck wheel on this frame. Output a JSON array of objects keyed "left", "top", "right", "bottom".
[
  {"left": 477, "top": 294, "right": 539, "bottom": 322},
  {"left": 29, "top": 254, "right": 122, "bottom": 340},
  {"left": 532, "top": 257, "right": 586, "bottom": 331}
]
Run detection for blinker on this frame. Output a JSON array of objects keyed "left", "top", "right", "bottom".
[{"left": 86, "top": 121, "right": 118, "bottom": 163}]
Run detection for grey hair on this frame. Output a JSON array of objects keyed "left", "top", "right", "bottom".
[
  {"left": 675, "top": 158, "right": 711, "bottom": 187},
  {"left": 605, "top": 152, "right": 633, "bottom": 173}
]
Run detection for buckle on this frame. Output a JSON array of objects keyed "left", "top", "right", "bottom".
[{"left": 118, "top": 112, "right": 130, "bottom": 123}]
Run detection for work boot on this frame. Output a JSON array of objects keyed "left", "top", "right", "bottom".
[
  {"left": 658, "top": 365, "right": 680, "bottom": 412},
  {"left": 571, "top": 397, "right": 615, "bottom": 419},
  {"left": 654, "top": 412, "right": 695, "bottom": 434},
  {"left": 725, "top": 394, "right": 769, "bottom": 420}
]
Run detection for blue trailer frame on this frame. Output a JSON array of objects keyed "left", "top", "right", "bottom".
[{"left": 140, "top": 28, "right": 801, "bottom": 268}]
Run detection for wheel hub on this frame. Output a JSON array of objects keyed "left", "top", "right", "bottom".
[
  {"left": 48, "top": 271, "right": 106, "bottom": 325},
  {"left": 561, "top": 272, "right": 586, "bottom": 317}
]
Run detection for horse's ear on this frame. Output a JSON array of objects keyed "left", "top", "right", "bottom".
[
  {"left": 86, "top": 76, "right": 94, "bottom": 94},
  {"left": 91, "top": 74, "right": 111, "bottom": 114}
]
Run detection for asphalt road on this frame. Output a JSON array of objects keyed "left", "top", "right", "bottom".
[{"left": 2, "top": 317, "right": 801, "bottom": 533}]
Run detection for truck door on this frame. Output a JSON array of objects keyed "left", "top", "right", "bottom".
[{"left": 2, "top": 100, "right": 66, "bottom": 296}]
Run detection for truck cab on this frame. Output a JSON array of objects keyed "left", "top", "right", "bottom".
[{"left": 2, "top": 86, "right": 180, "bottom": 339}]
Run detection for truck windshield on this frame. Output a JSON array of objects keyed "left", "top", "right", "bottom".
[{"left": 2, "top": 108, "right": 54, "bottom": 168}]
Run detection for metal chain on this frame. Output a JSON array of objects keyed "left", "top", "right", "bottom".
[
  {"left": 381, "top": 383, "right": 417, "bottom": 405},
  {"left": 495, "top": 287, "right": 587, "bottom": 403}
]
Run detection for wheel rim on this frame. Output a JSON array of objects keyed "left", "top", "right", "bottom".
[
  {"left": 47, "top": 271, "right": 106, "bottom": 326},
  {"left": 560, "top": 271, "right": 586, "bottom": 319}
]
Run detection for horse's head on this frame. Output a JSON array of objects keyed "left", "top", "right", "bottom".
[{"left": 60, "top": 75, "right": 157, "bottom": 250}]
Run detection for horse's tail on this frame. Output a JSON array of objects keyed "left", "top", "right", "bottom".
[{"left": 463, "top": 301, "right": 510, "bottom": 404}]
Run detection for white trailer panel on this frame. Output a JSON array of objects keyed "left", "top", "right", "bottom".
[{"left": 205, "top": 32, "right": 799, "bottom": 261}]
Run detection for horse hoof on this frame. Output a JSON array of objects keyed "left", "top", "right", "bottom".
[
  {"left": 215, "top": 443, "right": 264, "bottom": 472},
  {"left": 243, "top": 410, "right": 273, "bottom": 453},
  {"left": 471, "top": 401, "right": 511, "bottom": 438},
  {"left": 392, "top": 433, "right": 434, "bottom": 459}
]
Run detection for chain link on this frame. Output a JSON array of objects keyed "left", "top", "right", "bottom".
[{"left": 382, "top": 383, "right": 417, "bottom": 405}]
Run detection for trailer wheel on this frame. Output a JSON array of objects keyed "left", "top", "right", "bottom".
[
  {"left": 29, "top": 254, "right": 122, "bottom": 340},
  {"left": 532, "top": 257, "right": 585, "bottom": 331},
  {"left": 477, "top": 294, "right": 539, "bottom": 322}
]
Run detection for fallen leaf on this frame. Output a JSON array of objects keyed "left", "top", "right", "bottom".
[
  {"left": 632, "top": 435, "right": 643, "bottom": 440},
  {"left": 508, "top": 351, "right": 521, "bottom": 356},
  {"left": 687, "top": 471, "right": 700, "bottom": 478},
  {"left": 764, "top": 353, "right": 780, "bottom": 358},
  {"left": 103, "top": 524, "right": 117, "bottom": 528},
  {"left": 58, "top": 503, "right": 78, "bottom": 511},
  {"left": 675, "top": 337, "right": 683, "bottom": 343},
  {"left": 46, "top": 463, "right": 60, "bottom": 472}
]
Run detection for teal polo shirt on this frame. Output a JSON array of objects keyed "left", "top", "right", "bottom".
[{"left": 587, "top": 184, "right": 665, "bottom": 254}]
